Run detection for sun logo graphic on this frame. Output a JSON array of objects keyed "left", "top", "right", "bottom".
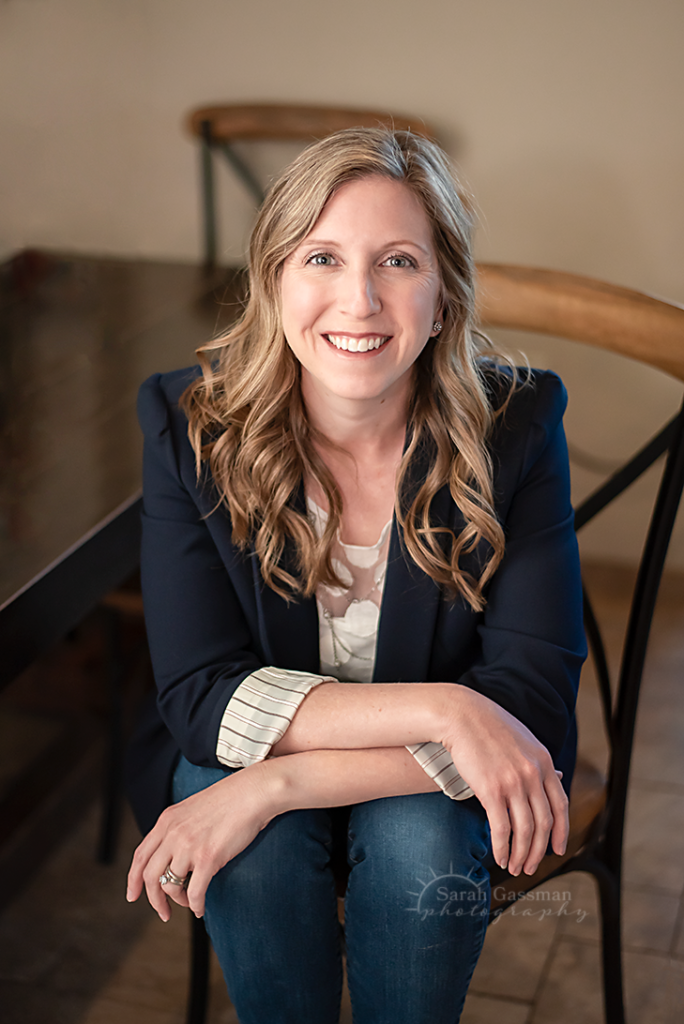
[{"left": 406, "top": 864, "right": 489, "bottom": 922}]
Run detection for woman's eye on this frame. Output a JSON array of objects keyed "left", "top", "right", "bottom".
[
  {"left": 383, "top": 255, "right": 414, "bottom": 268},
  {"left": 306, "top": 252, "right": 335, "bottom": 266}
]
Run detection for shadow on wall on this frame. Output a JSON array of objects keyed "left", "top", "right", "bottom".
[{"left": 475, "top": 153, "right": 652, "bottom": 287}]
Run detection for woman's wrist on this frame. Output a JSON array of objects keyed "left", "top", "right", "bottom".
[
  {"left": 238, "top": 759, "right": 292, "bottom": 826},
  {"left": 424, "top": 682, "right": 459, "bottom": 745},
  {"left": 430, "top": 682, "right": 473, "bottom": 751},
  {"left": 246, "top": 754, "right": 317, "bottom": 818}
]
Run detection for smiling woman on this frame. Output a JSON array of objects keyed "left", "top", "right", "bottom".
[{"left": 125, "top": 128, "right": 585, "bottom": 1024}]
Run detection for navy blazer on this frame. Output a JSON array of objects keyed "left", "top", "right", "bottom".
[{"left": 126, "top": 366, "right": 586, "bottom": 835}]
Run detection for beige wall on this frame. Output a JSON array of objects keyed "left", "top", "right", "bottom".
[{"left": 2, "top": 0, "right": 683, "bottom": 565}]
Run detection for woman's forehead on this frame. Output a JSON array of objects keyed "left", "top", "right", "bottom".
[{"left": 299, "top": 176, "right": 435, "bottom": 249}]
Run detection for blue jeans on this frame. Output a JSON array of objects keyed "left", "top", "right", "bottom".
[{"left": 173, "top": 756, "right": 493, "bottom": 1024}]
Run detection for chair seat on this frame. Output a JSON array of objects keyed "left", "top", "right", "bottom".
[{"left": 489, "top": 755, "right": 607, "bottom": 909}]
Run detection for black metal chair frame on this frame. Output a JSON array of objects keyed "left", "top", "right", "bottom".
[
  {"left": 488, "top": 401, "right": 684, "bottom": 1024},
  {"left": 198, "top": 120, "right": 265, "bottom": 271}
]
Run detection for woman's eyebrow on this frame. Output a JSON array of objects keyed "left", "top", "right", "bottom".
[
  {"left": 388, "top": 240, "right": 433, "bottom": 257},
  {"left": 299, "top": 237, "right": 433, "bottom": 256},
  {"left": 295, "top": 238, "right": 337, "bottom": 250}
]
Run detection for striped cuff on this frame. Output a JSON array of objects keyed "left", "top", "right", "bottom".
[
  {"left": 217, "top": 667, "right": 334, "bottom": 768},
  {"left": 406, "top": 741, "right": 474, "bottom": 800}
]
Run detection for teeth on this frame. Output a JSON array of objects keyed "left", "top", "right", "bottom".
[{"left": 325, "top": 335, "right": 389, "bottom": 351}]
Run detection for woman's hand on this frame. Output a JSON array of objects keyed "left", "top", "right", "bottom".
[
  {"left": 438, "top": 685, "right": 569, "bottom": 877},
  {"left": 126, "top": 762, "right": 282, "bottom": 921}
]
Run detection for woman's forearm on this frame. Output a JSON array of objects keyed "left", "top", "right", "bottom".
[
  {"left": 260, "top": 745, "right": 441, "bottom": 816},
  {"left": 269, "top": 680, "right": 452, "bottom": 757},
  {"left": 127, "top": 746, "right": 442, "bottom": 921}
]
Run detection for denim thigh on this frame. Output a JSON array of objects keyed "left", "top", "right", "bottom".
[
  {"left": 172, "top": 758, "right": 493, "bottom": 1024},
  {"left": 343, "top": 791, "right": 493, "bottom": 1024},
  {"left": 172, "top": 756, "right": 343, "bottom": 1024}
]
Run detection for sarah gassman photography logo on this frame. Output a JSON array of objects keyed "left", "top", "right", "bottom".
[
  {"left": 407, "top": 864, "right": 489, "bottom": 921},
  {"left": 407, "top": 865, "right": 587, "bottom": 924},
  {"left": 490, "top": 884, "right": 587, "bottom": 924}
]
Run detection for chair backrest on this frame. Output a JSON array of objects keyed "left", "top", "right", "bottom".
[
  {"left": 476, "top": 262, "right": 684, "bottom": 883},
  {"left": 186, "top": 102, "right": 436, "bottom": 144},
  {"left": 186, "top": 102, "right": 437, "bottom": 268},
  {"left": 476, "top": 263, "right": 684, "bottom": 381}
]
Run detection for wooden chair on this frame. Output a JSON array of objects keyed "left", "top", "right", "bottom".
[
  {"left": 182, "top": 264, "right": 684, "bottom": 1024},
  {"left": 479, "top": 264, "right": 684, "bottom": 1024},
  {"left": 185, "top": 103, "right": 436, "bottom": 269}
]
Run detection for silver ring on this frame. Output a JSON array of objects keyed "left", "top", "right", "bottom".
[{"left": 159, "top": 866, "right": 189, "bottom": 888}]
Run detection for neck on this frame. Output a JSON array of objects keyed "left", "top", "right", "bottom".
[{"left": 300, "top": 372, "right": 412, "bottom": 460}]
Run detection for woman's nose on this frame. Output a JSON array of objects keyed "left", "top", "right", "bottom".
[{"left": 338, "top": 267, "right": 381, "bottom": 319}]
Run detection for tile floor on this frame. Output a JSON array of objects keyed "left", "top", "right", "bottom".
[{"left": 1, "top": 562, "right": 683, "bottom": 1023}]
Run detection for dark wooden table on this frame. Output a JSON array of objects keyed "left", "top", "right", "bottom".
[{"left": 0, "top": 250, "right": 242, "bottom": 689}]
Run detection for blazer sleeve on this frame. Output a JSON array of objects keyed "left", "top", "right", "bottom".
[
  {"left": 458, "top": 371, "right": 586, "bottom": 765},
  {"left": 138, "top": 372, "right": 260, "bottom": 768},
  {"left": 138, "top": 371, "right": 334, "bottom": 772}
]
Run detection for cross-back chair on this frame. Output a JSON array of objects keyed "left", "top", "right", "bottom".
[
  {"left": 185, "top": 102, "right": 436, "bottom": 269},
  {"left": 184, "top": 265, "right": 684, "bottom": 1024},
  {"left": 479, "top": 264, "right": 684, "bottom": 1024}
]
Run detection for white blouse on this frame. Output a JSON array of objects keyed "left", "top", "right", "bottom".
[{"left": 216, "top": 499, "right": 473, "bottom": 801}]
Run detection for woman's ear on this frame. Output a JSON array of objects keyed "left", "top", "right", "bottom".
[{"left": 430, "top": 303, "right": 446, "bottom": 338}]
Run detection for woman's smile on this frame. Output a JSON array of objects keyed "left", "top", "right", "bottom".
[{"left": 323, "top": 332, "right": 391, "bottom": 353}]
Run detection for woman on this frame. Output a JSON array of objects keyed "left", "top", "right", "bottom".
[{"left": 126, "top": 128, "right": 585, "bottom": 1023}]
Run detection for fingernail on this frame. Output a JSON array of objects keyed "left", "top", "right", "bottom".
[{"left": 500, "top": 859, "right": 507, "bottom": 870}]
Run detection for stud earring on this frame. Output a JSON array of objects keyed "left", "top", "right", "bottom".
[{"left": 432, "top": 321, "right": 443, "bottom": 334}]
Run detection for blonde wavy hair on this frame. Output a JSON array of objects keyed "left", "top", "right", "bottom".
[{"left": 182, "top": 127, "right": 516, "bottom": 610}]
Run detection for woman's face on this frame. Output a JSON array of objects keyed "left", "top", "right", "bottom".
[{"left": 280, "top": 175, "right": 443, "bottom": 410}]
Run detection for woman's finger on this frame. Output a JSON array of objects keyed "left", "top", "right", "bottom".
[
  {"left": 127, "top": 829, "right": 165, "bottom": 902},
  {"left": 142, "top": 857, "right": 173, "bottom": 921},
  {"left": 143, "top": 869, "right": 171, "bottom": 922},
  {"left": 506, "top": 792, "right": 536, "bottom": 876},
  {"left": 159, "top": 861, "right": 193, "bottom": 909},
  {"left": 185, "top": 861, "right": 216, "bottom": 918},
  {"left": 480, "top": 789, "right": 512, "bottom": 870},
  {"left": 142, "top": 845, "right": 191, "bottom": 922},
  {"left": 521, "top": 785, "right": 555, "bottom": 876},
  {"left": 545, "top": 770, "right": 569, "bottom": 856}
]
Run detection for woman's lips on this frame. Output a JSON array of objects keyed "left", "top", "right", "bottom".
[{"left": 323, "top": 334, "right": 390, "bottom": 352}]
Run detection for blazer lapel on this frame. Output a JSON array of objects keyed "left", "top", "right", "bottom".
[
  {"left": 374, "top": 449, "right": 453, "bottom": 684},
  {"left": 251, "top": 480, "right": 320, "bottom": 673}
]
